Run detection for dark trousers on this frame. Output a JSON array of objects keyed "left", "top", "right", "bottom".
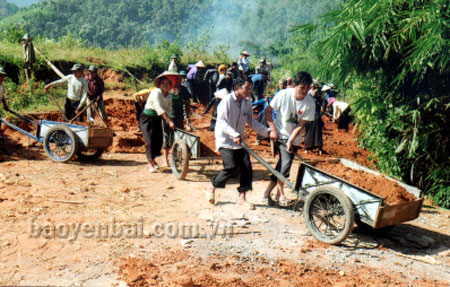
[
  {"left": 188, "top": 79, "right": 198, "bottom": 103},
  {"left": 270, "top": 139, "right": 299, "bottom": 182},
  {"left": 338, "top": 108, "right": 351, "bottom": 131},
  {"left": 139, "top": 114, "right": 163, "bottom": 161},
  {"left": 134, "top": 101, "right": 143, "bottom": 122},
  {"left": 64, "top": 99, "right": 80, "bottom": 121},
  {"left": 212, "top": 148, "right": 253, "bottom": 193}
]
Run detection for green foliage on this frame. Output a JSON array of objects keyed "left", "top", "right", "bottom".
[
  {"left": 294, "top": 0, "right": 450, "bottom": 207},
  {"left": 2, "top": 0, "right": 340, "bottom": 55},
  {"left": 0, "top": 23, "right": 26, "bottom": 43}
]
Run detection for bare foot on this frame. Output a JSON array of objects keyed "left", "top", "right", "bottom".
[
  {"left": 203, "top": 187, "right": 215, "bottom": 205},
  {"left": 237, "top": 199, "right": 255, "bottom": 210}
]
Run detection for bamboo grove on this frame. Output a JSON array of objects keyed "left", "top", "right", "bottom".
[{"left": 292, "top": 0, "right": 449, "bottom": 207}]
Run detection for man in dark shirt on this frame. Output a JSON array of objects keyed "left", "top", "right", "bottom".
[
  {"left": 85, "top": 65, "right": 106, "bottom": 121},
  {"left": 171, "top": 71, "right": 191, "bottom": 129},
  {"left": 251, "top": 71, "right": 269, "bottom": 101}
]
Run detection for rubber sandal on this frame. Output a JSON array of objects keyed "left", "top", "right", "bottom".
[
  {"left": 278, "top": 196, "right": 295, "bottom": 207},
  {"left": 203, "top": 188, "right": 215, "bottom": 205}
]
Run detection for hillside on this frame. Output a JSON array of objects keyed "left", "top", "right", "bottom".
[{"left": 1, "top": 0, "right": 341, "bottom": 52}]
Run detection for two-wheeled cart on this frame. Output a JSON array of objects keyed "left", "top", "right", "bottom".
[
  {"left": 1, "top": 113, "right": 113, "bottom": 162},
  {"left": 170, "top": 128, "right": 219, "bottom": 179},
  {"left": 170, "top": 131, "right": 423, "bottom": 245},
  {"left": 241, "top": 143, "right": 423, "bottom": 244}
]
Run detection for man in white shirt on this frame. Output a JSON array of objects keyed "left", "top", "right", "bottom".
[
  {"left": 204, "top": 77, "right": 270, "bottom": 210},
  {"left": 168, "top": 55, "right": 178, "bottom": 73},
  {"left": 263, "top": 71, "right": 316, "bottom": 206},
  {"left": 238, "top": 51, "right": 250, "bottom": 76},
  {"left": 44, "top": 63, "right": 88, "bottom": 121},
  {"left": 328, "top": 97, "right": 351, "bottom": 132}
]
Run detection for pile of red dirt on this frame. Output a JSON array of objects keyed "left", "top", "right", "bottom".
[
  {"left": 315, "top": 161, "right": 417, "bottom": 205},
  {"left": 104, "top": 98, "right": 145, "bottom": 153},
  {"left": 119, "top": 249, "right": 409, "bottom": 287}
]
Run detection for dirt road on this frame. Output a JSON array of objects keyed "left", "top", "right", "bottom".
[{"left": 0, "top": 98, "right": 449, "bottom": 286}]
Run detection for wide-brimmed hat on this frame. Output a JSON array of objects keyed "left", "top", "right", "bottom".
[
  {"left": 87, "top": 65, "right": 98, "bottom": 72},
  {"left": 260, "top": 58, "right": 266, "bottom": 63},
  {"left": 214, "top": 88, "right": 229, "bottom": 99},
  {"left": 179, "top": 70, "right": 186, "bottom": 76},
  {"left": 322, "top": 83, "right": 334, "bottom": 91},
  {"left": 218, "top": 64, "right": 227, "bottom": 72},
  {"left": 240, "top": 51, "right": 250, "bottom": 56},
  {"left": 171, "top": 55, "right": 178, "bottom": 59},
  {"left": 70, "top": 63, "right": 84, "bottom": 71},
  {"left": 154, "top": 71, "right": 182, "bottom": 90},
  {"left": 195, "top": 61, "right": 206, "bottom": 68},
  {"left": 0, "top": 66, "right": 6, "bottom": 75}
]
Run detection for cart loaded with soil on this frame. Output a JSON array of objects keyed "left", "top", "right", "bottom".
[{"left": 171, "top": 131, "right": 423, "bottom": 245}]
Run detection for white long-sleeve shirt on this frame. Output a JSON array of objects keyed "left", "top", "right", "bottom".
[
  {"left": 215, "top": 92, "right": 269, "bottom": 150},
  {"left": 49, "top": 75, "right": 88, "bottom": 106}
]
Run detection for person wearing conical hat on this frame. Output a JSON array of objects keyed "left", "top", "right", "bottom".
[
  {"left": 186, "top": 60, "right": 207, "bottom": 103},
  {"left": 168, "top": 55, "right": 178, "bottom": 73},
  {"left": 238, "top": 51, "right": 250, "bottom": 76},
  {"left": 140, "top": 71, "right": 180, "bottom": 172},
  {"left": 44, "top": 63, "right": 88, "bottom": 121}
]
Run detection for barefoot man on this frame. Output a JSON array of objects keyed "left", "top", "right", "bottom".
[{"left": 204, "top": 76, "right": 272, "bottom": 210}]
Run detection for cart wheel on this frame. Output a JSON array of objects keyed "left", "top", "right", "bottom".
[
  {"left": 304, "top": 186, "right": 354, "bottom": 245},
  {"left": 171, "top": 139, "right": 189, "bottom": 180},
  {"left": 43, "top": 125, "right": 78, "bottom": 163},
  {"left": 354, "top": 215, "right": 395, "bottom": 235},
  {"left": 77, "top": 148, "right": 104, "bottom": 161}
]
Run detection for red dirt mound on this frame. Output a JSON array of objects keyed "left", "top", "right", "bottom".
[{"left": 315, "top": 161, "right": 417, "bottom": 205}]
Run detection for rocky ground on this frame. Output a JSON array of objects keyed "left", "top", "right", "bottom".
[{"left": 0, "top": 91, "right": 449, "bottom": 286}]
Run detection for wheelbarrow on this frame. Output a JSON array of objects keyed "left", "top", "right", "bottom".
[
  {"left": 170, "top": 128, "right": 219, "bottom": 179},
  {"left": 0, "top": 110, "right": 113, "bottom": 162},
  {"left": 241, "top": 142, "right": 423, "bottom": 245}
]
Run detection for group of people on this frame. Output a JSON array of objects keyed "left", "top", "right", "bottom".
[
  {"left": 1, "top": 52, "right": 351, "bottom": 211},
  {"left": 44, "top": 63, "right": 107, "bottom": 123},
  {"left": 202, "top": 71, "right": 318, "bottom": 209}
]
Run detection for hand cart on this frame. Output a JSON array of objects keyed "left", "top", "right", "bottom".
[
  {"left": 1, "top": 112, "right": 113, "bottom": 162},
  {"left": 241, "top": 142, "right": 423, "bottom": 245}
]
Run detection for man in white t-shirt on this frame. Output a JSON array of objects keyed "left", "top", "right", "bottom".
[{"left": 263, "top": 71, "right": 315, "bottom": 206}]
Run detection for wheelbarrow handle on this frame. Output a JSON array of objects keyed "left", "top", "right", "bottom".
[
  {"left": 240, "top": 142, "right": 295, "bottom": 192},
  {"left": 7, "top": 109, "right": 36, "bottom": 125},
  {"left": 277, "top": 140, "right": 306, "bottom": 162}
]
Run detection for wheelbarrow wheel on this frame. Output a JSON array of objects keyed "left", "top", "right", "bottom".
[
  {"left": 77, "top": 148, "right": 104, "bottom": 161},
  {"left": 43, "top": 125, "right": 78, "bottom": 163},
  {"left": 304, "top": 186, "right": 354, "bottom": 245},
  {"left": 171, "top": 139, "right": 189, "bottom": 180}
]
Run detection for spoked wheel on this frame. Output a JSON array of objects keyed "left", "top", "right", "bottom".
[
  {"left": 304, "top": 186, "right": 354, "bottom": 245},
  {"left": 171, "top": 139, "right": 189, "bottom": 180},
  {"left": 43, "top": 125, "right": 78, "bottom": 163},
  {"left": 77, "top": 148, "right": 104, "bottom": 161}
]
